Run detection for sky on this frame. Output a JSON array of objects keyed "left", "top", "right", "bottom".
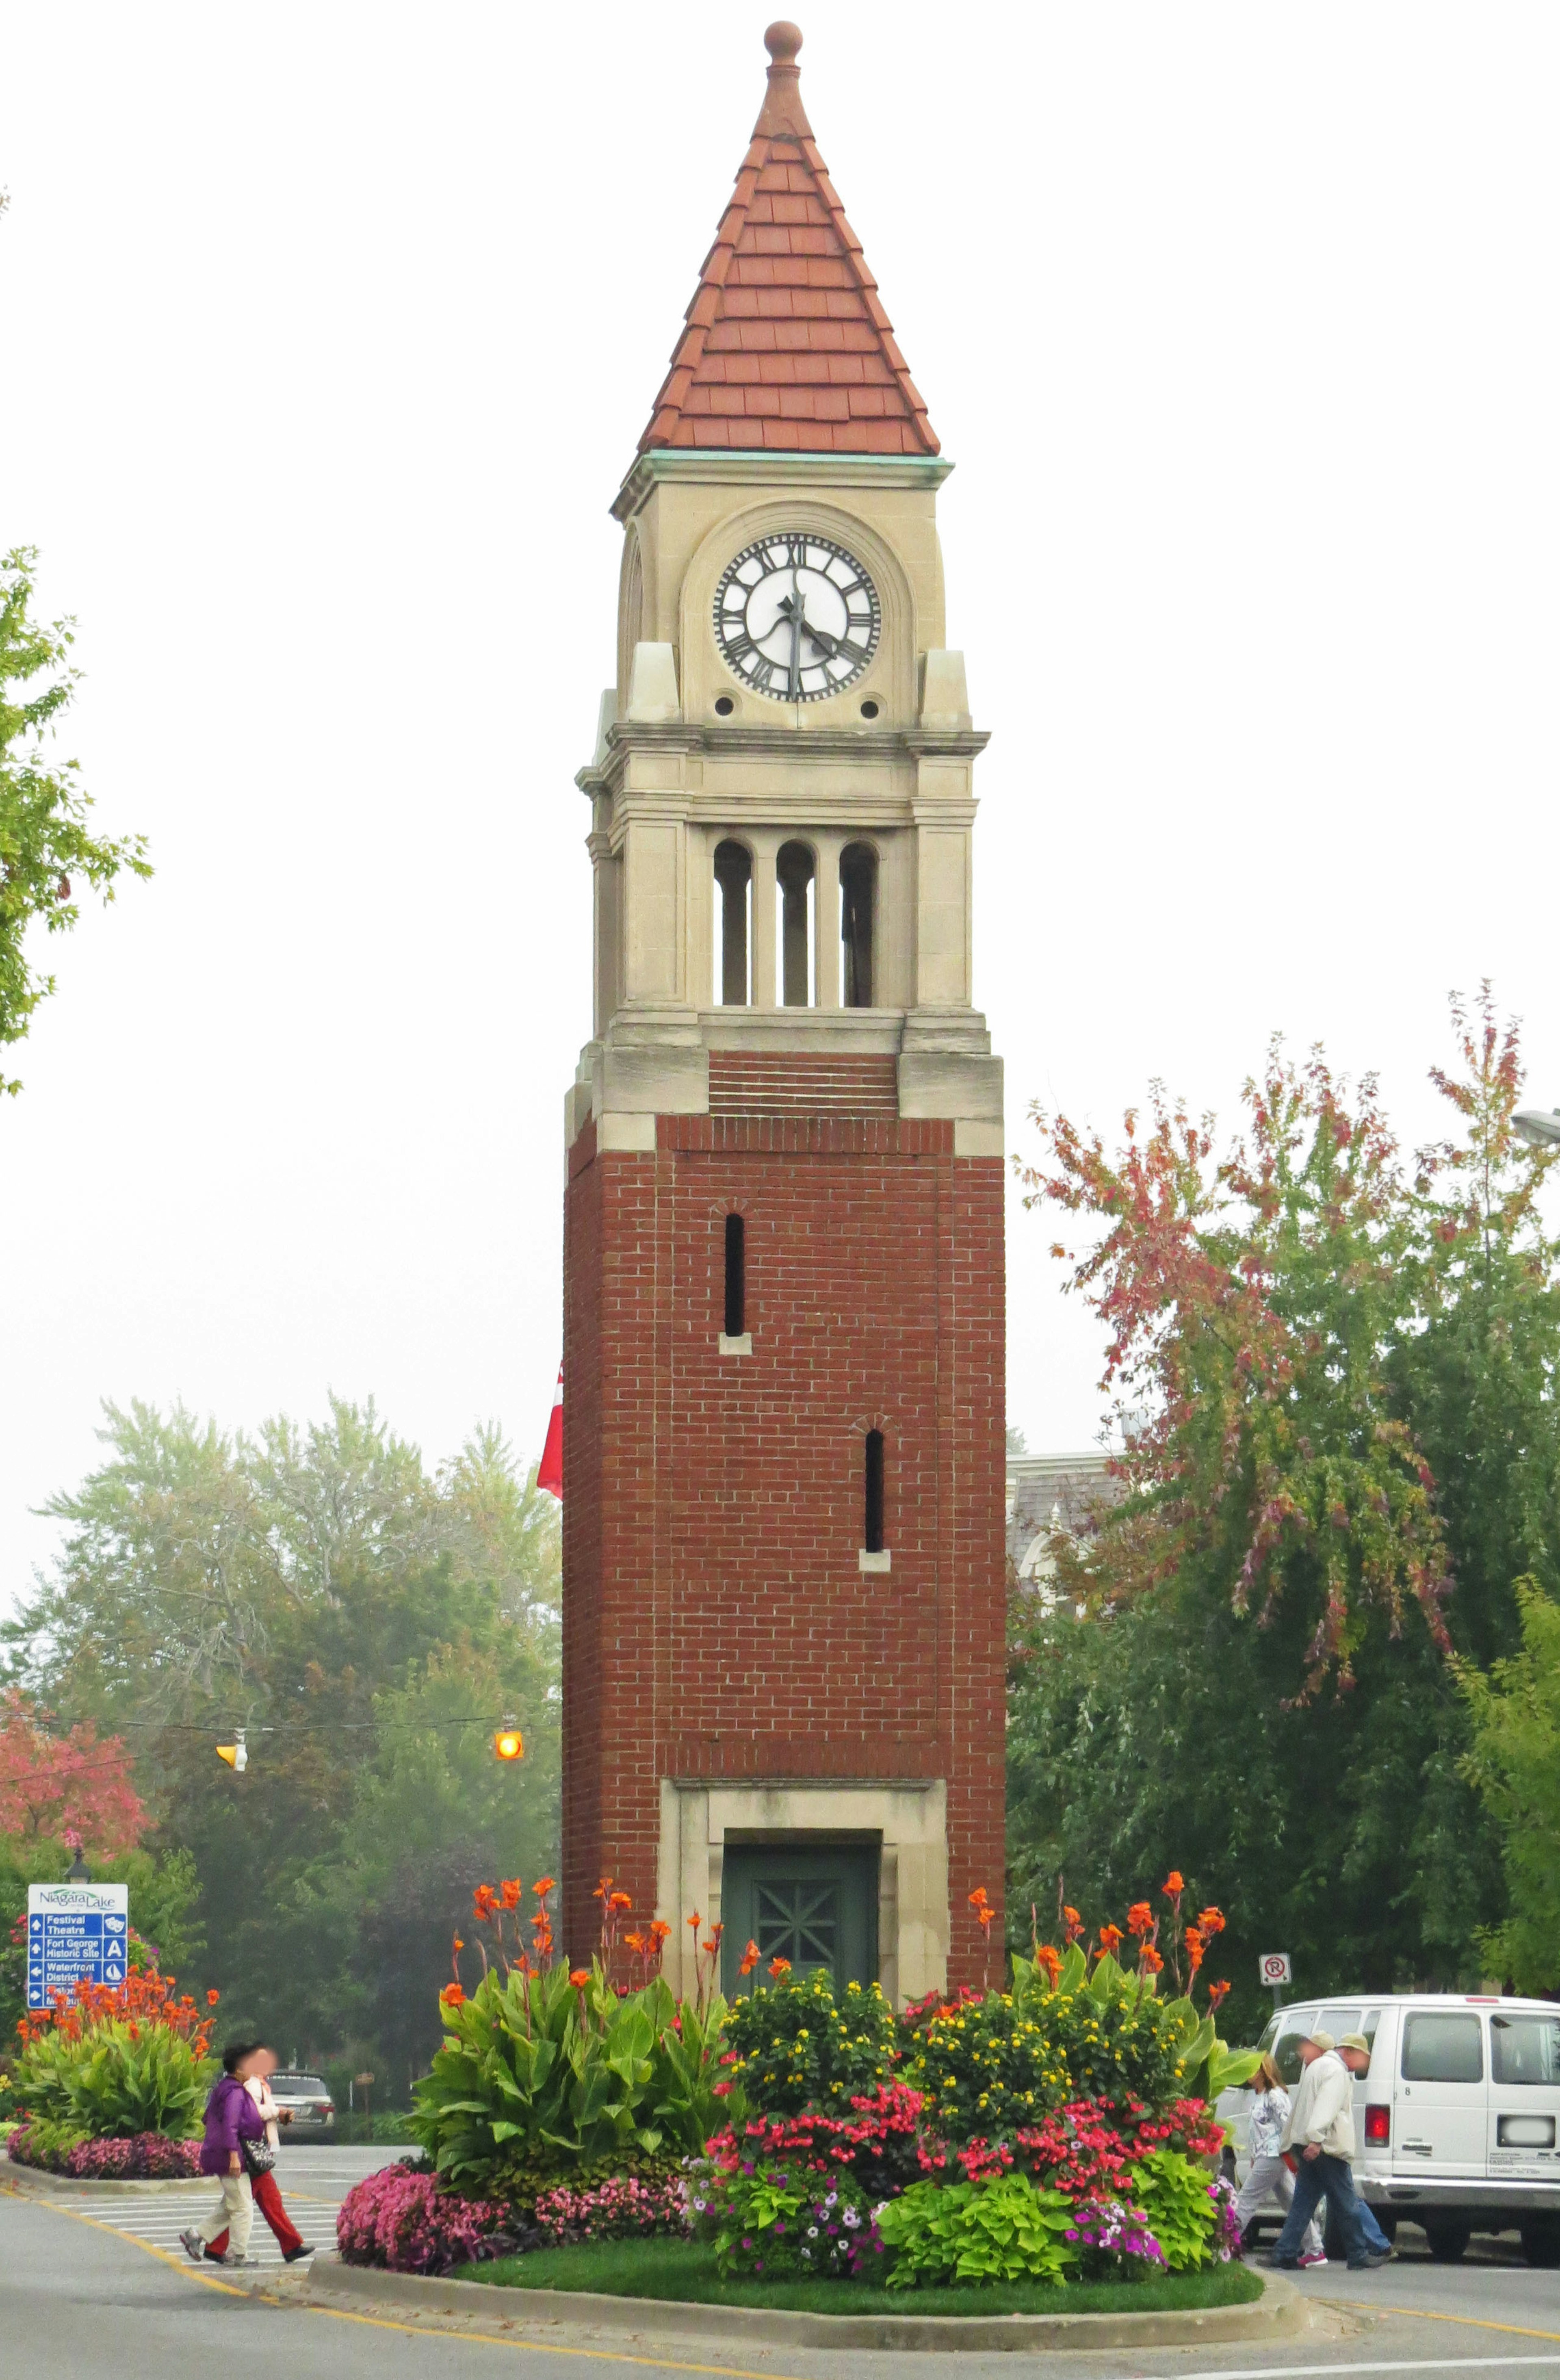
[{"left": 2, "top": 2, "right": 1558, "bottom": 1611}]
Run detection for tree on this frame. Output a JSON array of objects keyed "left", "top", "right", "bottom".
[
  {"left": 1457, "top": 1581, "right": 1560, "bottom": 1992},
  {"left": 0, "top": 548, "right": 150, "bottom": 1092},
  {"left": 0, "top": 1692, "right": 145, "bottom": 1849},
  {"left": 1009, "top": 1001, "right": 1560, "bottom": 2031},
  {"left": 4, "top": 1397, "right": 561, "bottom": 2084}
]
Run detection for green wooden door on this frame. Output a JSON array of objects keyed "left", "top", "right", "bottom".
[{"left": 719, "top": 1841, "right": 879, "bottom": 1997}]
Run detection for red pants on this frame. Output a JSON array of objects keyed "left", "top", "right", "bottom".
[{"left": 209, "top": 2168, "right": 303, "bottom": 2259}]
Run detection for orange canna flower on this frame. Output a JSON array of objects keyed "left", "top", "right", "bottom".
[
  {"left": 592, "top": 1877, "right": 612, "bottom": 1901},
  {"left": 569, "top": 1968, "right": 590, "bottom": 1987},
  {"left": 1139, "top": 1944, "right": 1165, "bottom": 1974},
  {"left": 1097, "top": 1923, "right": 1124, "bottom": 1955},
  {"left": 1063, "top": 1905, "right": 1081, "bottom": 1927},
  {"left": 968, "top": 1886, "right": 990, "bottom": 1910},
  {"left": 473, "top": 1884, "right": 499, "bottom": 1919},
  {"left": 624, "top": 1932, "right": 646, "bottom": 1953},
  {"left": 738, "top": 1939, "right": 760, "bottom": 1975},
  {"left": 687, "top": 1911, "right": 702, "bottom": 1932},
  {"left": 500, "top": 1879, "right": 522, "bottom": 1909},
  {"left": 1207, "top": 1977, "right": 1231, "bottom": 2009},
  {"left": 1126, "top": 1902, "right": 1154, "bottom": 1937},
  {"left": 534, "top": 1877, "right": 557, "bottom": 1897},
  {"left": 440, "top": 1983, "right": 466, "bottom": 2007},
  {"left": 608, "top": 1890, "right": 632, "bottom": 1912},
  {"left": 702, "top": 1936, "right": 719, "bottom": 1955},
  {"left": 1035, "top": 1943, "right": 1062, "bottom": 1985},
  {"left": 767, "top": 1956, "right": 791, "bottom": 1979},
  {"left": 453, "top": 1936, "right": 464, "bottom": 1951},
  {"left": 1185, "top": 1925, "right": 1205, "bottom": 1973},
  {"left": 1162, "top": 1871, "right": 1185, "bottom": 1897},
  {"left": 648, "top": 1919, "right": 671, "bottom": 1945},
  {"left": 206, "top": 1990, "right": 220, "bottom": 2006},
  {"left": 1196, "top": 1906, "right": 1226, "bottom": 1936}
]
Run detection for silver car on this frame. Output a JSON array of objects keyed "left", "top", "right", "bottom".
[{"left": 268, "top": 2071, "right": 335, "bottom": 2135}]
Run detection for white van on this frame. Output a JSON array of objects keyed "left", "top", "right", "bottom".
[{"left": 1216, "top": 1993, "right": 1560, "bottom": 2266}]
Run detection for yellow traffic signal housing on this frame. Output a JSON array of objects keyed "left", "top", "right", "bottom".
[
  {"left": 217, "top": 1735, "right": 248, "bottom": 1772},
  {"left": 493, "top": 1723, "right": 524, "bottom": 1762}
]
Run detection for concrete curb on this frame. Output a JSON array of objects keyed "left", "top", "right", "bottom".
[
  {"left": 3, "top": 2162, "right": 206, "bottom": 2196},
  {"left": 307, "top": 2254, "right": 1311, "bottom": 2352}
]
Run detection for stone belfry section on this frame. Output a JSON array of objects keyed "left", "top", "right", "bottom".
[{"left": 561, "top": 22, "right": 1005, "bottom": 2001}]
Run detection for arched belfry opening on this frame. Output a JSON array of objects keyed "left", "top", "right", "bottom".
[
  {"left": 840, "top": 843, "right": 876, "bottom": 1008},
  {"left": 776, "top": 841, "right": 815, "bottom": 1007},
  {"left": 713, "top": 840, "right": 752, "bottom": 1006}
]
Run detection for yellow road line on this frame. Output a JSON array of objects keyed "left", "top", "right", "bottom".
[
  {"left": 3, "top": 2186, "right": 249, "bottom": 2298},
  {"left": 1352, "top": 2307, "right": 1560, "bottom": 2346}
]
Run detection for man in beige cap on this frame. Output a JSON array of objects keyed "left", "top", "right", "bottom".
[{"left": 1265, "top": 2028, "right": 1393, "bottom": 2272}]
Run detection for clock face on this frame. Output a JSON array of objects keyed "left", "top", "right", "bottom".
[{"left": 713, "top": 533, "right": 881, "bottom": 702}]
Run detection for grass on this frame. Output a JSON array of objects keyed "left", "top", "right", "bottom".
[{"left": 461, "top": 2237, "right": 1264, "bottom": 2318}]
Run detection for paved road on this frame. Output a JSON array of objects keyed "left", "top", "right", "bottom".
[{"left": 8, "top": 2165, "right": 1560, "bottom": 2380}]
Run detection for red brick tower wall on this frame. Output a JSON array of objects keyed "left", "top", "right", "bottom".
[{"left": 560, "top": 1060, "right": 1005, "bottom": 1987}]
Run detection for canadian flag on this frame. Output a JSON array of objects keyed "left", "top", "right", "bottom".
[{"left": 537, "top": 1365, "right": 563, "bottom": 1499}]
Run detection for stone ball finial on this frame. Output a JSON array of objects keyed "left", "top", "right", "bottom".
[{"left": 764, "top": 22, "right": 803, "bottom": 66}]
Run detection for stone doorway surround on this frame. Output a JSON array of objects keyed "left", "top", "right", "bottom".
[{"left": 657, "top": 1777, "right": 947, "bottom": 2009}]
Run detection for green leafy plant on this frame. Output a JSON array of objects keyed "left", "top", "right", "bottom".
[
  {"left": 1128, "top": 2148, "right": 1226, "bottom": 2270},
  {"left": 11, "top": 1969, "right": 216, "bottom": 2142},
  {"left": 409, "top": 1960, "right": 727, "bottom": 2192},
  {"left": 720, "top": 1967, "right": 897, "bottom": 2117},
  {"left": 875, "top": 2173, "right": 1077, "bottom": 2288},
  {"left": 695, "top": 2159, "right": 884, "bottom": 2279}
]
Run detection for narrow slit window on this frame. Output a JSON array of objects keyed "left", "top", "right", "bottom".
[
  {"left": 864, "top": 1430, "right": 885, "bottom": 1553},
  {"left": 840, "top": 842, "right": 876, "bottom": 1008},
  {"left": 776, "top": 840, "right": 815, "bottom": 1007},
  {"left": 713, "top": 840, "right": 752, "bottom": 1007},
  {"left": 724, "top": 1214, "right": 745, "bottom": 1337}
]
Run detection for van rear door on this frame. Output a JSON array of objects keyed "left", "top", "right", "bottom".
[
  {"left": 1395, "top": 2008, "right": 1487, "bottom": 2178},
  {"left": 1488, "top": 2009, "right": 1560, "bottom": 2185}
]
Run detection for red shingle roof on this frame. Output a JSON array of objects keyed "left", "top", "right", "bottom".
[{"left": 637, "top": 23, "right": 939, "bottom": 458}]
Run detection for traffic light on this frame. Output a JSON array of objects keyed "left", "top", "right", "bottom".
[
  {"left": 217, "top": 1732, "right": 248, "bottom": 1772},
  {"left": 493, "top": 1720, "right": 524, "bottom": 1762}
]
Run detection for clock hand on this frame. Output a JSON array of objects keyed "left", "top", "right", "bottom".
[{"left": 789, "top": 564, "right": 801, "bottom": 700}]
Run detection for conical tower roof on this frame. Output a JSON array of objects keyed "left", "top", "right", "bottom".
[{"left": 637, "top": 23, "right": 939, "bottom": 457}]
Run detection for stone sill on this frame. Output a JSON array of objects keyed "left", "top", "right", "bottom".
[{"left": 858, "top": 1549, "right": 892, "bottom": 1574}]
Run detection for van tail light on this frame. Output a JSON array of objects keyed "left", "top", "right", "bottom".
[{"left": 1365, "top": 2103, "right": 1390, "bottom": 2146}]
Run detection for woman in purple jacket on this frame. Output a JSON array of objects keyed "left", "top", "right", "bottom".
[{"left": 180, "top": 2041, "right": 268, "bottom": 2267}]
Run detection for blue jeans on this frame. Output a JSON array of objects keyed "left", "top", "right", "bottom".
[{"left": 1271, "top": 2152, "right": 1388, "bottom": 2266}]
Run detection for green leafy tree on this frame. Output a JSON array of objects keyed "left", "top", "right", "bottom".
[
  {"left": 0, "top": 548, "right": 150, "bottom": 1092},
  {"left": 4, "top": 1398, "right": 560, "bottom": 2079},
  {"left": 1457, "top": 1580, "right": 1560, "bottom": 1990}
]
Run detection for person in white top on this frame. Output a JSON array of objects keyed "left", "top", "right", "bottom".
[
  {"left": 1266, "top": 2028, "right": 1393, "bottom": 2272},
  {"left": 202, "top": 2044, "right": 313, "bottom": 2264},
  {"left": 1234, "top": 2055, "right": 1326, "bottom": 2263}
]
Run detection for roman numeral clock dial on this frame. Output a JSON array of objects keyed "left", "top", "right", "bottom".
[{"left": 713, "top": 534, "right": 881, "bottom": 702}]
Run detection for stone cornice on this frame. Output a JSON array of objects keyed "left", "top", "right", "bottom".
[
  {"left": 576, "top": 719, "right": 989, "bottom": 798},
  {"left": 611, "top": 449, "right": 955, "bottom": 524}
]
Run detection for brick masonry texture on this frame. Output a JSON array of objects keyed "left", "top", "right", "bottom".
[{"left": 561, "top": 1088, "right": 1006, "bottom": 1990}]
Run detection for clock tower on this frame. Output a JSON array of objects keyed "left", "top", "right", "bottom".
[{"left": 561, "top": 21, "right": 1005, "bottom": 2001}]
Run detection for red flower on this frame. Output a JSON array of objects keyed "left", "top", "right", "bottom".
[
  {"left": 1162, "top": 1870, "right": 1185, "bottom": 1897},
  {"left": 533, "top": 1876, "right": 557, "bottom": 1898},
  {"left": 1138, "top": 1944, "right": 1165, "bottom": 1974},
  {"left": 1097, "top": 1923, "right": 1124, "bottom": 1955},
  {"left": 608, "top": 1890, "right": 632, "bottom": 1913},
  {"left": 1207, "top": 1978, "right": 1232, "bottom": 2010},
  {"left": 738, "top": 1939, "right": 760, "bottom": 1976},
  {"left": 1185, "top": 1924, "right": 1205, "bottom": 1973},
  {"left": 499, "top": 1879, "right": 522, "bottom": 1909},
  {"left": 1196, "top": 1905, "right": 1226, "bottom": 1936},
  {"left": 569, "top": 1968, "right": 590, "bottom": 1988},
  {"left": 1126, "top": 1902, "right": 1154, "bottom": 1937},
  {"left": 767, "top": 1957, "right": 792, "bottom": 1979},
  {"left": 1034, "top": 1942, "right": 1062, "bottom": 1985},
  {"left": 440, "top": 1983, "right": 466, "bottom": 2008},
  {"left": 473, "top": 1884, "right": 499, "bottom": 1920},
  {"left": 206, "top": 1989, "right": 219, "bottom": 2007}
]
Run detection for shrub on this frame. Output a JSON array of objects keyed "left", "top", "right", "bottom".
[
  {"left": 720, "top": 1968, "right": 898, "bottom": 2118},
  {"left": 336, "top": 2161, "right": 518, "bottom": 2274},
  {"left": 534, "top": 2174, "right": 689, "bottom": 2244},
  {"left": 1129, "top": 2150, "right": 1242, "bottom": 2270},
  {"left": 908, "top": 1976, "right": 1194, "bottom": 2142},
  {"left": 706, "top": 2080, "right": 925, "bottom": 2200},
  {"left": 875, "top": 2174, "right": 1077, "bottom": 2289},
  {"left": 7, "top": 2118, "right": 88, "bottom": 2169},
  {"left": 71, "top": 2132, "right": 203, "bottom": 2179},
  {"left": 410, "top": 1963, "right": 726, "bottom": 2191},
  {"left": 10, "top": 1970, "right": 216, "bottom": 2142},
  {"left": 693, "top": 2156, "right": 886, "bottom": 2279}
]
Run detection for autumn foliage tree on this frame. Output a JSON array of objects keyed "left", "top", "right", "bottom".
[
  {"left": 1009, "top": 991, "right": 1560, "bottom": 2020},
  {"left": 0, "top": 1693, "right": 145, "bottom": 1852}
]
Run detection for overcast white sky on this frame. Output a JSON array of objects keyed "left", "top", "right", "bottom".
[{"left": 3, "top": 3, "right": 1557, "bottom": 1610}]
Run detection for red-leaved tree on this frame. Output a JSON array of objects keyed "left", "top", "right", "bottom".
[{"left": 0, "top": 1692, "right": 145, "bottom": 1852}]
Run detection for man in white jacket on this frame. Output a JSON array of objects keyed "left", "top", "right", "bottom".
[{"left": 1265, "top": 2029, "right": 1393, "bottom": 2272}]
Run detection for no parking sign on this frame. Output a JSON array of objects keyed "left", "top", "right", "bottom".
[{"left": 1259, "top": 1950, "right": 1292, "bottom": 1989}]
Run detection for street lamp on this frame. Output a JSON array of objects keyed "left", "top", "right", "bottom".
[
  {"left": 1514, "top": 1110, "right": 1560, "bottom": 1150},
  {"left": 65, "top": 1844, "right": 91, "bottom": 1883}
]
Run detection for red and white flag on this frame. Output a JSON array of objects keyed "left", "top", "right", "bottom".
[{"left": 537, "top": 1365, "right": 563, "bottom": 1499}]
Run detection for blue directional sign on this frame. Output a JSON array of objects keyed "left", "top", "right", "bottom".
[{"left": 26, "top": 1884, "right": 131, "bottom": 2009}]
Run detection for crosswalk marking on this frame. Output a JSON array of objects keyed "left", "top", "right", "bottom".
[{"left": 16, "top": 2147, "right": 406, "bottom": 2272}]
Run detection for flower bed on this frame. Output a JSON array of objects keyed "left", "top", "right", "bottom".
[
  {"left": 6, "top": 2121, "right": 202, "bottom": 2177},
  {"left": 337, "top": 2161, "right": 523, "bottom": 2275}
]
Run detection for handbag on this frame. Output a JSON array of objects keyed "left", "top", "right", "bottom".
[{"left": 242, "top": 2134, "right": 277, "bottom": 2176}]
